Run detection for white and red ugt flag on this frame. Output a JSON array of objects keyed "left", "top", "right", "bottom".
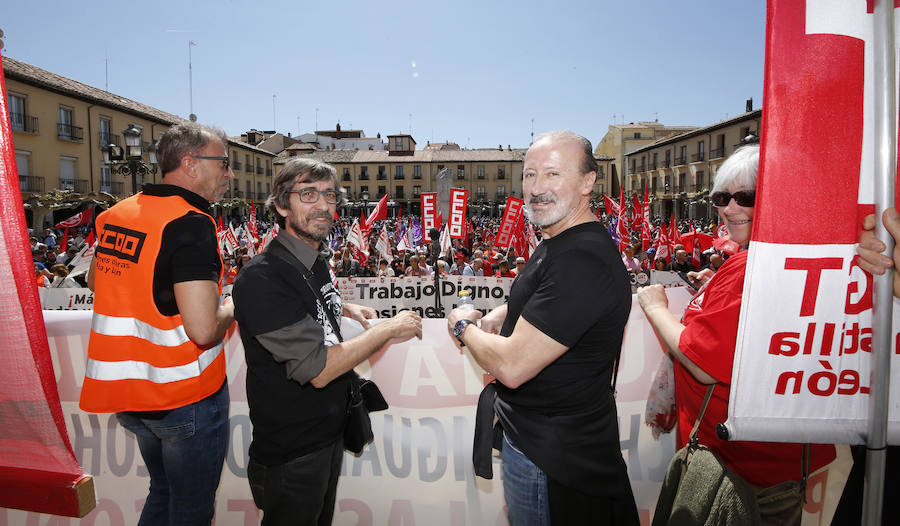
[{"left": 726, "top": 0, "right": 900, "bottom": 444}]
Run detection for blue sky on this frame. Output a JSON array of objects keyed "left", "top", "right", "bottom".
[{"left": 2, "top": 0, "right": 765, "bottom": 149}]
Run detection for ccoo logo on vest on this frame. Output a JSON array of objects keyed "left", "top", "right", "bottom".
[{"left": 97, "top": 224, "right": 147, "bottom": 263}]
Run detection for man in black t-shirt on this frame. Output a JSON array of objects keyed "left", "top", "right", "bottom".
[
  {"left": 233, "top": 158, "right": 421, "bottom": 526},
  {"left": 448, "top": 131, "right": 639, "bottom": 526}
]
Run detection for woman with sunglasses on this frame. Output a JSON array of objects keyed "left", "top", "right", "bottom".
[{"left": 637, "top": 145, "right": 835, "bottom": 525}]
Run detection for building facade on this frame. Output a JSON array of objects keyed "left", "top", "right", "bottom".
[
  {"left": 274, "top": 134, "right": 526, "bottom": 217},
  {"left": 624, "top": 109, "right": 762, "bottom": 222},
  {"left": 594, "top": 121, "right": 697, "bottom": 197}
]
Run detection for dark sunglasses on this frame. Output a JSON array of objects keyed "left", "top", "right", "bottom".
[
  {"left": 711, "top": 190, "right": 755, "bottom": 207},
  {"left": 192, "top": 155, "right": 230, "bottom": 169}
]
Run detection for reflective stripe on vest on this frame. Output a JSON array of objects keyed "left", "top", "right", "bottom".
[
  {"left": 92, "top": 313, "right": 190, "bottom": 347},
  {"left": 85, "top": 340, "right": 224, "bottom": 383}
]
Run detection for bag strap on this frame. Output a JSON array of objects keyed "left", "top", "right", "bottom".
[
  {"left": 688, "top": 384, "right": 716, "bottom": 448},
  {"left": 268, "top": 239, "right": 344, "bottom": 342}
]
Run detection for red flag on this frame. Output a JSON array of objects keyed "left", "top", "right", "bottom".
[
  {"left": 0, "top": 51, "right": 91, "bottom": 516},
  {"left": 495, "top": 196, "right": 524, "bottom": 248},
  {"left": 217, "top": 215, "right": 224, "bottom": 234},
  {"left": 436, "top": 212, "right": 443, "bottom": 231},
  {"left": 366, "top": 193, "right": 388, "bottom": 230},
  {"left": 397, "top": 207, "right": 402, "bottom": 221},
  {"left": 420, "top": 193, "right": 437, "bottom": 241},
  {"left": 668, "top": 213, "right": 681, "bottom": 245},
  {"left": 656, "top": 220, "right": 671, "bottom": 262},
  {"left": 603, "top": 194, "right": 620, "bottom": 216},
  {"left": 641, "top": 186, "right": 652, "bottom": 252},
  {"left": 615, "top": 188, "right": 630, "bottom": 251},
  {"left": 448, "top": 188, "right": 469, "bottom": 239},
  {"left": 360, "top": 208, "right": 370, "bottom": 239},
  {"left": 714, "top": 223, "right": 728, "bottom": 238},
  {"left": 512, "top": 213, "right": 529, "bottom": 258},
  {"left": 631, "top": 193, "right": 643, "bottom": 231},
  {"left": 248, "top": 204, "right": 258, "bottom": 240},
  {"left": 55, "top": 207, "right": 93, "bottom": 229}
]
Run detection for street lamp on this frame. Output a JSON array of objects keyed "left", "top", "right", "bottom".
[{"left": 102, "top": 124, "right": 158, "bottom": 195}]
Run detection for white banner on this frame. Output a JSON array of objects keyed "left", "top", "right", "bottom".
[{"left": 3, "top": 291, "right": 853, "bottom": 525}]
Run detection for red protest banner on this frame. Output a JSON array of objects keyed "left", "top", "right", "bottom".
[
  {"left": 448, "top": 188, "right": 468, "bottom": 239},
  {"left": 495, "top": 196, "right": 524, "bottom": 248},
  {"left": 421, "top": 193, "right": 437, "bottom": 241}
]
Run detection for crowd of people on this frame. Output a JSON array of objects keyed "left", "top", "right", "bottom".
[{"left": 30, "top": 226, "right": 90, "bottom": 288}]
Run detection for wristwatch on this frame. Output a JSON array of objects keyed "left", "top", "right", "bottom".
[{"left": 453, "top": 319, "right": 475, "bottom": 346}]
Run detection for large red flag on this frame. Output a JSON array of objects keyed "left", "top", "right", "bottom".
[
  {"left": 248, "top": 203, "right": 258, "bottom": 240},
  {"left": 668, "top": 213, "right": 681, "bottom": 245},
  {"left": 631, "top": 193, "right": 643, "bottom": 231},
  {"left": 366, "top": 193, "right": 388, "bottom": 230},
  {"left": 0, "top": 52, "right": 94, "bottom": 516},
  {"left": 603, "top": 194, "right": 620, "bottom": 216},
  {"left": 55, "top": 207, "right": 93, "bottom": 229}
]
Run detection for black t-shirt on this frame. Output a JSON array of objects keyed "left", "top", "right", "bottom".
[
  {"left": 141, "top": 184, "right": 221, "bottom": 316},
  {"left": 234, "top": 238, "right": 350, "bottom": 466},
  {"left": 497, "top": 221, "right": 632, "bottom": 413}
]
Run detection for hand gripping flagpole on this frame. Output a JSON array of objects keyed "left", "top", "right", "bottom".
[{"left": 864, "top": 1, "right": 896, "bottom": 524}]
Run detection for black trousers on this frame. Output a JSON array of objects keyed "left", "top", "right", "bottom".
[
  {"left": 547, "top": 473, "right": 641, "bottom": 526},
  {"left": 248, "top": 440, "right": 344, "bottom": 526}
]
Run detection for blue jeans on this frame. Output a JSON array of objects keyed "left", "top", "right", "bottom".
[
  {"left": 501, "top": 434, "right": 550, "bottom": 526},
  {"left": 116, "top": 382, "right": 229, "bottom": 526},
  {"left": 247, "top": 440, "right": 344, "bottom": 526}
]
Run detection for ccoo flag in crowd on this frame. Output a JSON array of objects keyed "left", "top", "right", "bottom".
[{"left": 725, "top": 0, "right": 900, "bottom": 444}]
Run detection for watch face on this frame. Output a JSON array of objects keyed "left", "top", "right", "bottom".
[{"left": 454, "top": 319, "right": 470, "bottom": 338}]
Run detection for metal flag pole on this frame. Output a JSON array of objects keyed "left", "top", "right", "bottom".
[{"left": 863, "top": 1, "right": 896, "bottom": 524}]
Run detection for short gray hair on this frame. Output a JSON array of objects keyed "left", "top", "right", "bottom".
[
  {"left": 532, "top": 130, "right": 599, "bottom": 175},
  {"left": 711, "top": 145, "right": 759, "bottom": 195},
  {"left": 156, "top": 122, "right": 228, "bottom": 175},
  {"left": 267, "top": 158, "right": 339, "bottom": 228}
]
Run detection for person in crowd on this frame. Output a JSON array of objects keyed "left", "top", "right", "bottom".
[
  {"left": 222, "top": 255, "right": 237, "bottom": 286},
  {"left": 34, "top": 263, "right": 51, "bottom": 287},
  {"left": 450, "top": 252, "right": 470, "bottom": 275},
  {"left": 435, "top": 259, "right": 450, "bottom": 278},
  {"left": 405, "top": 254, "right": 429, "bottom": 277},
  {"left": 377, "top": 259, "right": 395, "bottom": 277},
  {"left": 464, "top": 257, "right": 486, "bottom": 276},
  {"left": 335, "top": 248, "right": 361, "bottom": 277},
  {"left": 233, "top": 158, "right": 422, "bottom": 525},
  {"left": 448, "top": 130, "right": 639, "bottom": 525},
  {"left": 653, "top": 257, "right": 670, "bottom": 271},
  {"left": 513, "top": 256, "right": 526, "bottom": 276},
  {"left": 621, "top": 246, "right": 641, "bottom": 273},
  {"left": 57, "top": 245, "right": 78, "bottom": 266},
  {"left": 391, "top": 256, "right": 406, "bottom": 277},
  {"left": 80, "top": 122, "right": 235, "bottom": 525},
  {"left": 636, "top": 145, "right": 834, "bottom": 524},
  {"left": 43, "top": 227, "right": 57, "bottom": 249},
  {"left": 49, "top": 263, "right": 79, "bottom": 288},
  {"left": 670, "top": 249, "right": 694, "bottom": 272},
  {"left": 494, "top": 259, "right": 516, "bottom": 278},
  {"left": 359, "top": 258, "right": 378, "bottom": 277}
]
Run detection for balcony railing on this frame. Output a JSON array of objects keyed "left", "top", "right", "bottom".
[
  {"left": 662, "top": 159, "right": 671, "bottom": 168},
  {"left": 266, "top": 168, "right": 272, "bottom": 177},
  {"left": 99, "top": 132, "right": 121, "bottom": 147},
  {"left": 342, "top": 174, "right": 352, "bottom": 181},
  {"left": 649, "top": 161, "right": 657, "bottom": 170},
  {"left": 101, "top": 181, "right": 125, "bottom": 195},
  {"left": 10, "top": 113, "right": 38, "bottom": 133},
  {"left": 377, "top": 173, "right": 387, "bottom": 180},
  {"left": 60, "top": 178, "right": 89, "bottom": 193},
  {"left": 675, "top": 156, "right": 687, "bottom": 165},
  {"left": 257, "top": 192, "right": 267, "bottom": 200},
  {"left": 256, "top": 166, "right": 264, "bottom": 175},
  {"left": 19, "top": 175, "right": 44, "bottom": 193},
  {"left": 395, "top": 174, "right": 404, "bottom": 180},
  {"left": 710, "top": 147, "right": 725, "bottom": 159},
  {"left": 692, "top": 153, "right": 705, "bottom": 162},
  {"left": 57, "top": 123, "right": 84, "bottom": 142},
  {"left": 413, "top": 174, "right": 422, "bottom": 180},
  {"left": 232, "top": 160, "right": 243, "bottom": 171},
  {"left": 359, "top": 174, "right": 369, "bottom": 180},
  {"left": 496, "top": 193, "right": 507, "bottom": 200},
  {"left": 497, "top": 173, "right": 506, "bottom": 179}
]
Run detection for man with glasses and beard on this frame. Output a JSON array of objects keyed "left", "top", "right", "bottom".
[
  {"left": 233, "top": 158, "right": 422, "bottom": 525},
  {"left": 448, "top": 131, "right": 639, "bottom": 525}
]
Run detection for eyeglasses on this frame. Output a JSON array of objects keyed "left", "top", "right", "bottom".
[
  {"left": 710, "top": 190, "right": 755, "bottom": 207},
  {"left": 192, "top": 155, "right": 230, "bottom": 169},
  {"left": 289, "top": 187, "right": 339, "bottom": 204}
]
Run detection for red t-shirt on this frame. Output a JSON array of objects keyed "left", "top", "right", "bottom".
[{"left": 676, "top": 250, "right": 835, "bottom": 487}]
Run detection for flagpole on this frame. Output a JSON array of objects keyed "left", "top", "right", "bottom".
[{"left": 864, "top": 1, "right": 896, "bottom": 524}]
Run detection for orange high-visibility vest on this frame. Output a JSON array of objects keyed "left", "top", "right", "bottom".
[{"left": 80, "top": 193, "right": 225, "bottom": 413}]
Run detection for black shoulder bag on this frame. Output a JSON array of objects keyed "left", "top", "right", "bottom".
[{"left": 269, "top": 242, "right": 388, "bottom": 456}]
